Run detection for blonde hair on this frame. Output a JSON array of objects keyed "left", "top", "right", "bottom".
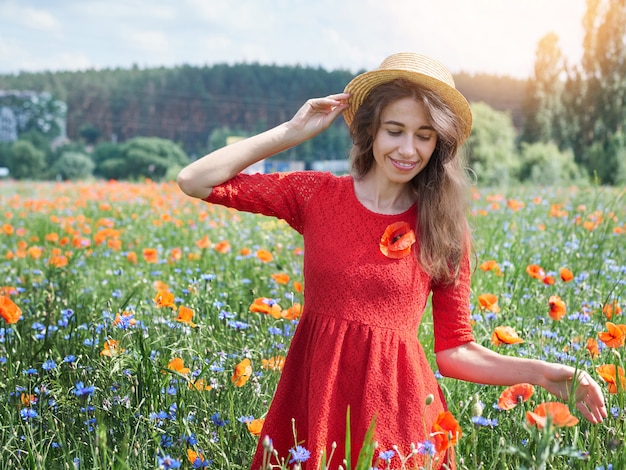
[{"left": 349, "top": 78, "right": 472, "bottom": 284}]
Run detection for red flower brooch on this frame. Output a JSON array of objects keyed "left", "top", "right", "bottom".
[{"left": 379, "top": 221, "right": 416, "bottom": 259}]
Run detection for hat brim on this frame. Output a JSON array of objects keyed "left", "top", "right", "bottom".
[{"left": 343, "top": 69, "right": 472, "bottom": 141}]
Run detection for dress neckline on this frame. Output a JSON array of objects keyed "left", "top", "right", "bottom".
[{"left": 347, "top": 175, "right": 417, "bottom": 217}]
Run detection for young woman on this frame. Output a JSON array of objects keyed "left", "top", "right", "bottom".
[{"left": 177, "top": 53, "right": 607, "bottom": 470}]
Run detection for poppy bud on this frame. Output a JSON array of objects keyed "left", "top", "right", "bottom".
[{"left": 425, "top": 394, "right": 434, "bottom": 406}]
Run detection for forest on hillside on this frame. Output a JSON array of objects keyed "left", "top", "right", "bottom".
[{"left": 0, "top": 63, "right": 526, "bottom": 156}]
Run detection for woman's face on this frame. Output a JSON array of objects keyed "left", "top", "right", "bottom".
[{"left": 371, "top": 97, "right": 438, "bottom": 185}]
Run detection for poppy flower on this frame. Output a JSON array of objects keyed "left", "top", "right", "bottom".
[
  {"left": 479, "top": 260, "right": 502, "bottom": 276},
  {"left": 48, "top": 255, "right": 69, "bottom": 268},
  {"left": 526, "top": 264, "right": 546, "bottom": 280},
  {"left": 0, "top": 286, "right": 18, "bottom": 296},
  {"left": 271, "top": 273, "right": 290, "bottom": 285},
  {"left": 187, "top": 449, "right": 206, "bottom": 466},
  {"left": 282, "top": 303, "right": 302, "bottom": 320},
  {"left": 189, "top": 378, "right": 213, "bottom": 391},
  {"left": 169, "top": 247, "right": 182, "bottom": 262},
  {"left": 596, "top": 364, "right": 626, "bottom": 393},
  {"left": 478, "top": 293, "right": 500, "bottom": 313},
  {"left": 154, "top": 290, "right": 176, "bottom": 309},
  {"left": 256, "top": 249, "right": 273, "bottom": 263},
  {"left": 379, "top": 222, "right": 416, "bottom": 259},
  {"left": 0, "top": 295, "right": 22, "bottom": 324},
  {"left": 603, "top": 301, "right": 622, "bottom": 320},
  {"left": 526, "top": 402, "right": 579, "bottom": 429},
  {"left": 586, "top": 338, "right": 600, "bottom": 359},
  {"left": 214, "top": 240, "right": 231, "bottom": 253},
  {"left": 167, "top": 357, "right": 191, "bottom": 376},
  {"left": 497, "top": 383, "right": 535, "bottom": 410},
  {"left": 597, "top": 322, "right": 626, "bottom": 348},
  {"left": 239, "top": 247, "right": 251, "bottom": 256},
  {"left": 231, "top": 358, "right": 252, "bottom": 387},
  {"left": 548, "top": 295, "right": 567, "bottom": 321},
  {"left": 430, "top": 410, "right": 462, "bottom": 453},
  {"left": 246, "top": 418, "right": 265, "bottom": 436},
  {"left": 176, "top": 306, "right": 197, "bottom": 328},
  {"left": 543, "top": 275, "right": 556, "bottom": 285},
  {"left": 126, "top": 251, "right": 138, "bottom": 264},
  {"left": 261, "top": 356, "right": 286, "bottom": 371},
  {"left": 249, "top": 297, "right": 282, "bottom": 318},
  {"left": 491, "top": 326, "right": 524, "bottom": 346},
  {"left": 559, "top": 267, "right": 574, "bottom": 282},
  {"left": 293, "top": 281, "right": 303, "bottom": 293},
  {"left": 100, "top": 339, "right": 124, "bottom": 357},
  {"left": 143, "top": 248, "right": 158, "bottom": 263},
  {"left": 195, "top": 235, "right": 211, "bottom": 249}
]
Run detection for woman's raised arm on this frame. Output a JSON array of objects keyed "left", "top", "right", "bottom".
[{"left": 176, "top": 93, "right": 350, "bottom": 199}]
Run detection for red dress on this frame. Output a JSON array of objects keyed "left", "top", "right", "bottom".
[{"left": 206, "top": 171, "right": 474, "bottom": 469}]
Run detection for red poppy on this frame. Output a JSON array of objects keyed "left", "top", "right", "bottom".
[
  {"left": 597, "top": 322, "right": 626, "bottom": 348},
  {"left": 596, "top": 364, "right": 626, "bottom": 393},
  {"left": 100, "top": 339, "right": 124, "bottom": 357},
  {"left": 271, "top": 273, "right": 290, "bottom": 285},
  {"left": 559, "top": 267, "right": 574, "bottom": 282},
  {"left": 154, "top": 290, "right": 176, "bottom": 309},
  {"left": 168, "top": 357, "right": 191, "bottom": 375},
  {"left": 256, "top": 249, "right": 273, "bottom": 263},
  {"left": 526, "top": 402, "right": 579, "bottom": 429},
  {"left": 430, "top": 410, "right": 462, "bottom": 453},
  {"left": 176, "top": 306, "right": 197, "bottom": 327},
  {"left": 526, "top": 264, "right": 546, "bottom": 280},
  {"left": 491, "top": 326, "right": 524, "bottom": 346},
  {"left": 195, "top": 235, "right": 211, "bottom": 249},
  {"left": 548, "top": 295, "right": 567, "bottom": 321},
  {"left": 478, "top": 293, "right": 500, "bottom": 313},
  {"left": 586, "top": 338, "right": 600, "bottom": 358},
  {"left": 498, "top": 383, "right": 535, "bottom": 410},
  {"left": 214, "top": 240, "right": 231, "bottom": 253},
  {"left": 231, "top": 358, "right": 252, "bottom": 387},
  {"left": 246, "top": 418, "right": 265, "bottom": 436},
  {"left": 379, "top": 222, "right": 416, "bottom": 259},
  {"left": 603, "top": 300, "right": 622, "bottom": 320},
  {"left": 261, "top": 356, "right": 286, "bottom": 371},
  {"left": 0, "top": 295, "right": 22, "bottom": 324}
]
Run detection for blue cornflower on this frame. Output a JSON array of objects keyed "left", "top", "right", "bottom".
[
  {"left": 72, "top": 382, "right": 95, "bottom": 397},
  {"left": 186, "top": 433, "right": 198, "bottom": 445},
  {"left": 63, "top": 355, "right": 77, "bottom": 363},
  {"left": 471, "top": 416, "right": 498, "bottom": 427},
  {"left": 379, "top": 449, "right": 395, "bottom": 461},
  {"left": 42, "top": 359, "right": 57, "bottom": 371},
  {"left": 157, "top": 455, "right": 181, "bottom": 469},
  {"left": 289, "top": 445, "right": 311, "bottom": 464},
  {"left": 210, "top": 412, "right": 228, "bottom": 427},
  {"left": 20, "top": 408, "right": 38, "bottom": 420},
  {"left": 23, "top": 368, "right": 38, "bottom": 376},
  {"left": 227, "top": 320, "right": 249, "bottom": 330},
  {"left": 417, "top": 440, "right": 436, "bottom": 456}
]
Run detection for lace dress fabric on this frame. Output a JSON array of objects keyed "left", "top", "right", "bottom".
[{"left": 206, "top": 171, "right": 474, "bottom": 469}]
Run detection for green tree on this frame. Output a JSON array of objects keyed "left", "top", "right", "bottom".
[
  {"left": 520, "top": 33, "right": 566, "bottom": 146},
  {"left": 7, "top": 140, "right": 46, "bottom": 180},
  {"left": 561, "top": 0, "right": 626, "bottom": 183},
  {"left": 518, "top": 141, "right": 585, "bottom": 185},
  {"left": 465, "top": 102, "right": 519, "bottom": 186},
  {"left": 98, "top": 137, "right": 190, "bottom": 181},
  {"left": 52, "top": 151, "right": 95, "bottom": 180}
]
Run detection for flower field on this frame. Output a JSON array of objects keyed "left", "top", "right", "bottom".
[{"left": 0, "top": 179, "right": 624, "bottom": 469}]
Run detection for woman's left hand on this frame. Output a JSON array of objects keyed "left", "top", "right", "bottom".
[{"left": 541, "top": 364, "right": 608, "bottom": 424}]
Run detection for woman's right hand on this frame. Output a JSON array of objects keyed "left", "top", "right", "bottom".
[{"left": 287, "top": 93, "right": 350, "bottom": 140}]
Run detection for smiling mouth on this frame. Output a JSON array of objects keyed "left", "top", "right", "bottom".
[{"left": 390, "top": 158, "right": 417, "bottom": 170}]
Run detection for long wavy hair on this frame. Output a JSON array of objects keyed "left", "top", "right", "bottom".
[{"left": 349, "top": 78, "right": 472, "bottom": 285}]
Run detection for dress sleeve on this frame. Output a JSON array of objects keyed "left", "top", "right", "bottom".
[
  {"left": 431, "top": 248, "right": 475, "bottom": 353},
  {"left": 204, "top": 171, "right": 329, "bottom": 234}
]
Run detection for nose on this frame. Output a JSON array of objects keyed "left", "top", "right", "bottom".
[{"left": 398, "top": 135, "right": 417, "bottom": 158}]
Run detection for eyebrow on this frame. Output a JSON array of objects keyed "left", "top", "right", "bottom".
[{"left": 382, "top": 120, "right": 436, "bottom": 131}]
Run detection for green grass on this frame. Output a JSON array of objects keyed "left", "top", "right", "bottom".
[{"left": 0, "top": 180, "right": 624, "bottom": 469}]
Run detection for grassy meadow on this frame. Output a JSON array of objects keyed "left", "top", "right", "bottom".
[{"left": 0, "top": 179, "right": 624, "bottom": 470}]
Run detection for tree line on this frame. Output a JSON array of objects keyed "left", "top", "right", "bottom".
[{"left": 0, "top": 0, "right": 625, "bottom": 186}]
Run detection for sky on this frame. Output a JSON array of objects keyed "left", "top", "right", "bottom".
[{"left": 0, "top": 0, "right": 589, "bottom": 79}]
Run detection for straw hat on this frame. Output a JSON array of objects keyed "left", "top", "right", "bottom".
[{"left": 343, "top": 52, "right": 472, "bottom": 141}]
